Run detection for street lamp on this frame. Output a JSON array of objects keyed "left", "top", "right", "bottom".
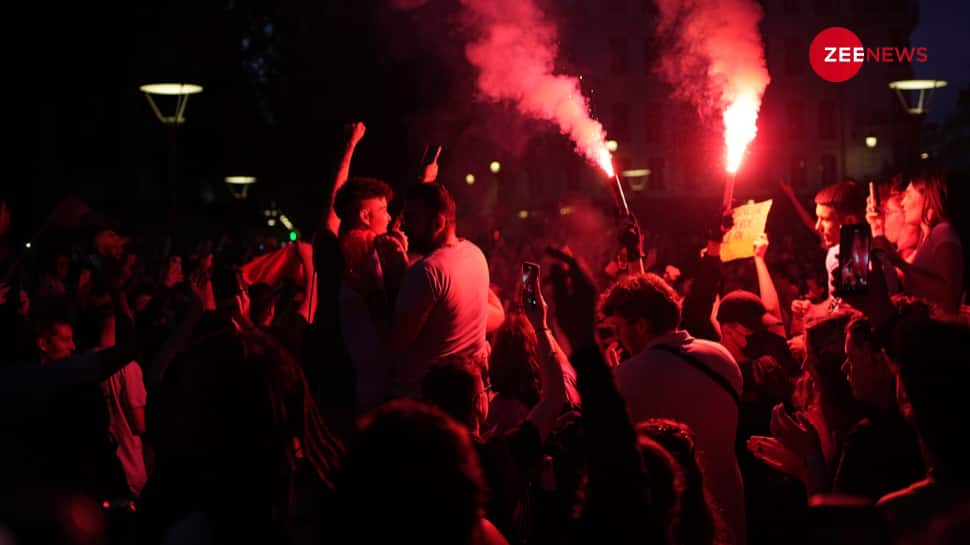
[
  {"left": 865, "top": 136, "right": 877, "bottom": 149},
  {"left": 225, "top": 176, "right": 257, "bottom": 199},
  {"left": 140, "top": 82, "right": 203, "bottom": 222},
  {"left": 139, "top": 83, "right": 204, "bottom": 125},
  {"left": 889, "top": 79, "right": 947, "bottom": 115}
]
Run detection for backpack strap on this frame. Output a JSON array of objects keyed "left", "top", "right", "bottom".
[{"left": 649, "top": 344, "right": 741, "bottom": 408}]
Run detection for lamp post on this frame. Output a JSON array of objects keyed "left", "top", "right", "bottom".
[
  {"left": 139, "top": 82, "right": 203, "bottom": 222},
  {"left": 889, "top": 79, "right": 948, "bottom": 115},
  {"left": 225, "top": 176, "right": 257, "bottom": 199},
  {"left": 888, "top": 79, "right": 947, "bottom": 169}
]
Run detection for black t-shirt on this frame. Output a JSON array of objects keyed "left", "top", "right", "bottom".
[
  {"left": 834, "top": 410, "right": 925, "bottom": 499},
  {"left": 475, "top": 420, "right": 544, "bottom": 544},
  {"left": 305, "top": 229, "right": 355, "bottom": 407}
]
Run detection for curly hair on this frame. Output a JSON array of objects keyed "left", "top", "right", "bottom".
[{"left": 597, "top": 273, "right": 681, "bottom": 334}]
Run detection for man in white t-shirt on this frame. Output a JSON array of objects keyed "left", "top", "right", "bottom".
[
  {"left": 598, "top": 273, "right": 746, "bottom": 545},
  {"left": 791, "top": 181, "right": 868, "bottom": 332},
  {"left": 387, "top": 183, "right": 490, "bottom": 399}
]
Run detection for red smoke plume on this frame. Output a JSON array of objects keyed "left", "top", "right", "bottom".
[
  {"left": 460, "top": 0, "right": 614, "bottom": 176},
  {"left": 655, "top": 0, "right": 770, "bottom": 173}
]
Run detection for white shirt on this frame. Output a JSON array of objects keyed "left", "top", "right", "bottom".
[
  {"left": 101, "top": 361, "right": 147, "bottom": 497},
  {"left": 614, "top": 331, "right": 747, "bottom": 545},
  {"left": 392, "top": 239, "right": 490, "bottom": 399}
]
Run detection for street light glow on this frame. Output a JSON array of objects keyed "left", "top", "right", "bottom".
[
  {"left": 489, "top": 161, "right": 501, "bottom": 174},
  {"left": 865, "top": 136, "right": 877, "bottom": 149},
  {"left": 225, "top": 176, "right": 257, "bottom": 185}
]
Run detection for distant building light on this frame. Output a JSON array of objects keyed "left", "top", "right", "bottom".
[
  {"left": 865, "top": 136, "right": 877, "bottom": 149},
  {"left": 465, "top": 173, "right": 476, "bottom": 185},
  {"left": 263, "top": 209, "right": 272, "bottom": 217},
  {"left": 517, "top": 210, "right": 529, "bottom": 219},
  {"left": 606, "top": 140, "right": 619, "bottom": 152},
  {"left": 279, "top": 214, "right": 294, "bottom": 231},
  {"left": 621, "top": 168, "right": 651, "bottom": 177},
  {"left": 267, "top": 218, "right": 276, "bottom": 227},
  {"left": 920, "top": 152, "right": 929, "bottom": 160},
  {"left": 490, "top": 161, "right": 501, "bottom": 174},
  {"left": 559, "top": 206, "right": 573, "bottom": 216},
  {"left": 25, "top": 242, "right": 31, "bottom": 249}
]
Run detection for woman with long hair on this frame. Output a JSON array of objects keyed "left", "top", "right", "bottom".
[
  {"left": 638, "top": 419, "right": 732, "bottom": 545},
  {"left": 485, "top": 312, "right": 542, "bottom": 434},
  {"left": 870, "top": 174, "right": 964, "bottom": 315},
  {"left": 747, "top": 313, "right": 864, "bottom": 497}
]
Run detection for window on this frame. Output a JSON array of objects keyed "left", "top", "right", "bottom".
[
  {"left": 813, "top": 0, "right": 834, "bottom": 16},
  {"left": 609, "top": 36, "right": 629, "bottom": 75},
  {"left": 820, "top": 154, "right": 838, "bottom": 185},
  {"left": 818, "top": 100, "right": 837, "bottom": 140},
  {"left": 789, "top": 157, "right": 808, "bottom": 187},
  {"left": 648, "top": 157, "right": 666, "bottom": 191},
  {"left": 612, "top": 103, "right": 632, "bottom": 142},
  {"left": 643, "top": 36, "right": 658, "bottom": 74},
  {"left": 787, "top": 101, "right": 804, "bottom": 139},
  {"left": 784, "top": 36, "right": 805, "bottom": 76},
  {"left": 643, "top": 102, "right": 664, "bottom": 143}
]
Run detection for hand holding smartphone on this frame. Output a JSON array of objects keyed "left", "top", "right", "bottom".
[
  {"left": 521, "top": 262, "right": 540, "bottom": 310},
  {"left": 834, "top": 223, "right": 872, "bottom": 296}
]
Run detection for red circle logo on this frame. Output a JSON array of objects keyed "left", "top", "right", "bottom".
[{"left": 809, "top": 27, "right": 864, "bottom": 82}]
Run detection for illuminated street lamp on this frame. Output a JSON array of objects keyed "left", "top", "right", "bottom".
[
  {"left": 889, "top": 79, "right": 947, "bottom": 115},
  {"left": 225, "top": 176, "right": 257, "bottom": 199},
  {"left": 139, "top": 82, "right": 203, "bottom": 221},
  {"left": 139, "top": 83, "right": 204, "bottom": 125},
  {"left": 489, "top": 161, "right": 501, "bottom": 174},
  {"left": 865, "top": 136, "right": 878, "bottom": 149}
]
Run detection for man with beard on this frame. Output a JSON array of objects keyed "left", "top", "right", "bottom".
[{"left": 386, "top": 183, "right": 490, "bottom": 399}]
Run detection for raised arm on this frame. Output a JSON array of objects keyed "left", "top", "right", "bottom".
[
  {"left": 325, "top": 122, "right": 366, "bottom": 236},
  {"left": 779, "top": 179, "right": 819, "bottom": 235},
  {"left": 753, "top": 234, "right": 785, "bottom": 336},
  {"left": 522, "top": 270, "right": 567, "bottom": 442}
]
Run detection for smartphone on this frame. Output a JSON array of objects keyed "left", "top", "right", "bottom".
[
  {"left": 836, "top": 223, "right": 872, "bottom": 295},
  {"left": 521, "top": 262, "right": 540, "bottom": 309},
  {"left": 421, "top": 144, "right": 442, "bottom": 167}
]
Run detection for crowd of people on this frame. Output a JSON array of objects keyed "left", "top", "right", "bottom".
[{"left": 1, "top": 122, "right": 968, "bottom": 545}]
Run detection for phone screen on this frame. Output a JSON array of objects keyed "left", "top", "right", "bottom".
[
  {"left": 521, "top": 262, "right": 539, "bottom": 308},
  {"left": 837, "top": 223, "right": 871, "bottom": 295}
]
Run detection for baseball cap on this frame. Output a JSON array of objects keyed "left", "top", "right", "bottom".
[{"left": 717, "top": 290, "right": 783, "bottom": 331}]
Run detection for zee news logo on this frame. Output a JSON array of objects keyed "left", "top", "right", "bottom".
[{"left": 809, "top": 27, "right": 928, "bottom": 83}]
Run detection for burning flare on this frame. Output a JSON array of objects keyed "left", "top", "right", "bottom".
[
  {"left": 460, "top": 0, "right": 613, "bottom": 176},
  {"left": 723, "top": 92, "right": 759, "bottom": 173},
  {"left": 654, "top": 0, "right": 770, "bottom": 174}
]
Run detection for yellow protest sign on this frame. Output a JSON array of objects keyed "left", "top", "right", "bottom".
[{"left": 720, "top": 199, "right": 773, "bottom": 262}]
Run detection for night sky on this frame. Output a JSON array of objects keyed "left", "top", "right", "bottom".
[
  {"left": 3, "top": 0, "right": 967, "bottom": 244},
  {"left": 910, "top": 0, "right": 970, "bottom": 124}
]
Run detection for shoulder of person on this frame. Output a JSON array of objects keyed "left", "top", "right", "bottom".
[
  {"left": 688, "top": 337, "right": 738, "bottom": 364},
  {"left": 931, "top": 221, "right": 961, "bottom": 244}
]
